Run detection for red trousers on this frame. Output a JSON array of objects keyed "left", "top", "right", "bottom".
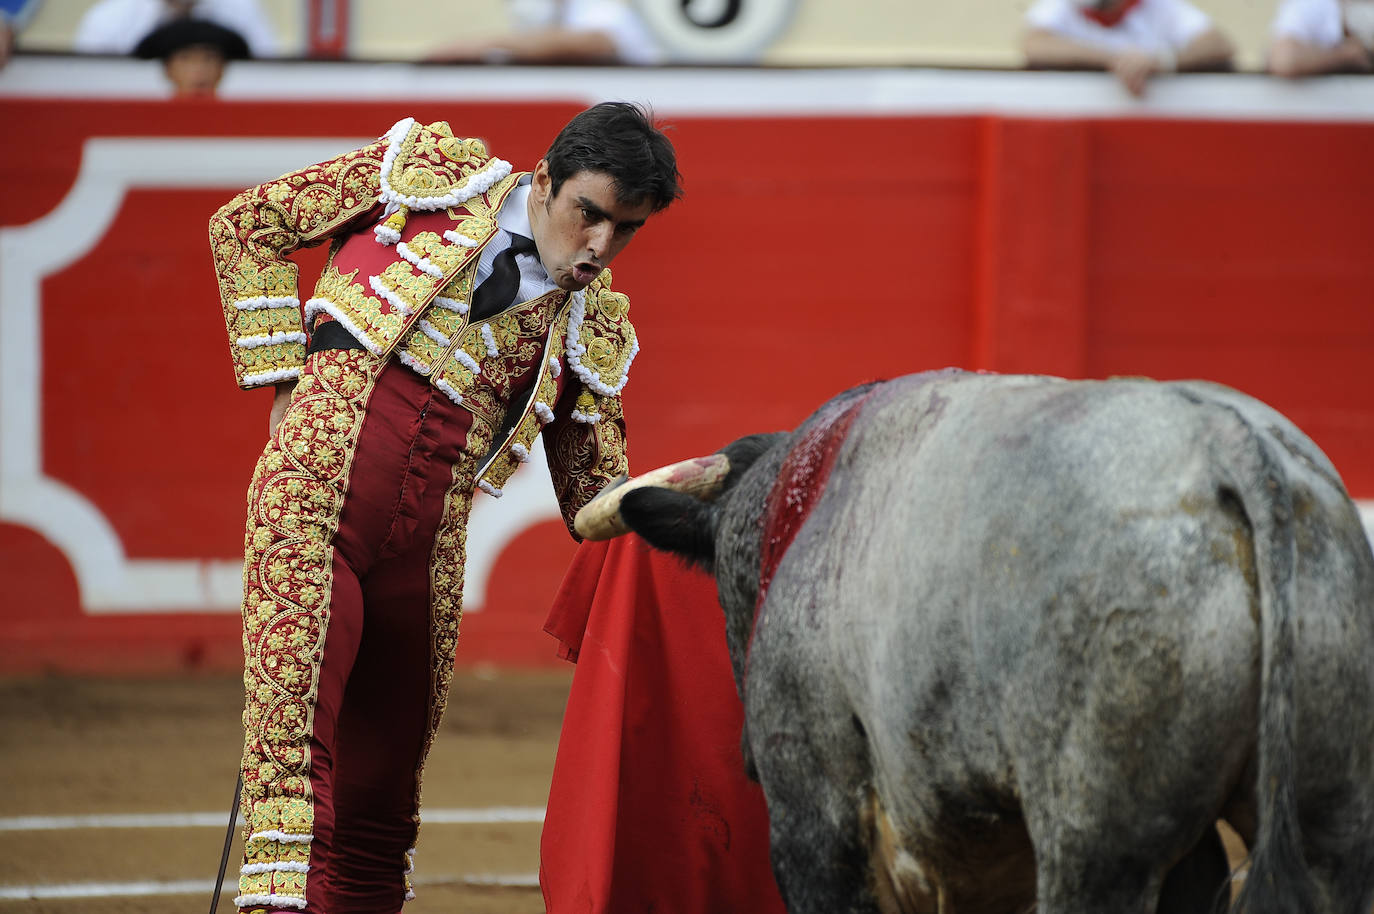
[{"left": 236, "top": 350, "right": 477, "bottom": 913}]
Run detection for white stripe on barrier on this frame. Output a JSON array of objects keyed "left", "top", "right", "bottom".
[
  {"left": 0, "top": 806, "right": 545, "bottom": 832},
  {"left": 4, "top": 59, "right": 1374, "bottom": 124},
  {"left": 0, "top": 872, "right": 540, "bottom": 901}
]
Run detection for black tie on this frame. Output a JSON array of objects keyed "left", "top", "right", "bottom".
[{"left": 471, "top": 232, "right": 537, "bottom": 321}]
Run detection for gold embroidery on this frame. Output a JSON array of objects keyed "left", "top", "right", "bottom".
[
  {"left": 401, "top": 164, "right": 442, "bottom": 192},
  {"left": 438, "top": 136, "right": 486, "bottom": 164},
  {"left": 313, "top": 265, "right": 405, "bottom": 350},
  {"left": 458, "top": 197, "right": 494, "bottom": 223},
  {"left": 437, "top": 295, "right": 562, "bottom": 433},
  {"left": 553, "top": 405, "right": 629, "bottom": 530},
  {"left": 378, "top": 261, "right": 439, "bottom": 313},
  {"left": 571, "top": 275, "right": 637, "bottom": 395},
  {"left": 401, "top": 329, "right": 444, "bottom": 373},
  {"left": 237, "top": 349, "right": 378, "bottom": 906},
  {"left": 380, "top": 208, "right": 409, "bottom": 237},
  {"left": 211, "top": 138, "right": 387, "bottom": 388},
  {"left": 405, "top": 463, "right": 477, "bottom": 882},
  {"left": 421, "top": 304, "right": 465, "bottom": 343},
  {"left": 594, "top": 289, "right": 630, "bottom": 322},
  {"left": 408, "top": 231, "right": 472, "bottom": 274},
  {"left": 480, "top": 363, "right": 561, "bottom": 494},
  {"left": 385, "top": 121, "right": 505, "bottom": 203},
  {"left": 438, "top": 270, "right": 474, "bottom": 303},
  {"left": 545, "top": 277, "right": 632, "bottom": 539},
  {"left": 235, "top": 307, "right": 301, "bottom": 338},
  {"left": 465, "top": 419, "right": 495, "bottom": 466},
  {"left": 239, "top": 342, "right": 307, "bottom": 375},
  {"left": 449, "top": 216, "right": 494, "bottom": 240}
]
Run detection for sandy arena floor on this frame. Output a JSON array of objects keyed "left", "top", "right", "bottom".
[
  {"left": 0, "top": 672, "right": 1288, "bottom": 914},
  {"left": 0, "top": 671, "right": 571, "bottom": 914}
]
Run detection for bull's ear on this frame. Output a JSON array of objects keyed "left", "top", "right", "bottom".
[
  {"left": 720, "top": 433, "right": 784, "bottom": 483},
  {"left": 618, "top": 486, "right": 718, "bottom": 568}
]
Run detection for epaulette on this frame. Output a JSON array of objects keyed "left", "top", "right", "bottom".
[
  {"left": 565, "top": 269, "right": 638, "bottom": 400},
  {"left": 373, "top": 117, "right": 513, "bottom": 244}
]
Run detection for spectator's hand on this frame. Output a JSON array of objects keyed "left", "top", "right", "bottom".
[
  {"left": 269, "top": 381, "right": 297, "bottom": 437},
  {"left": 425, "top": 39, "right": 506, "bottom": 64},
  {"left": 1338, "top": 35, "right": 1374, "bottom": 72},
  {"left": 1110, "top": 49, "right": 1162, "bottom": 97}
]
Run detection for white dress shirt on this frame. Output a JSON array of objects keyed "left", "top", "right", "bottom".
[{"left": 473, "top": 175, "right": 559, "bottom": 311}]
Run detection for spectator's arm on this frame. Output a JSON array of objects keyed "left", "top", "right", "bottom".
[
  {"left": 1021, "top": 27, "right": 1117, "bottom": 69},
  {"left": 1174, "top": 26, "right": 1236, "bottom": 71},
  {"left": 1268, "top": 34, "right": 1373, "bottom": 76},
  {"left": 1022, "top": 27, "right": 1167, "bottom": 96},
  {"left": 428, "top": 28, "right": 620, "bottom": 64}
]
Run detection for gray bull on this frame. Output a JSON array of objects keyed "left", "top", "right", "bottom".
[{"left": 576, "top": 371, "right": 1374, "bottom": 914}]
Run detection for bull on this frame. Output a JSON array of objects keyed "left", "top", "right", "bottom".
[{"left": 575, "top": 370, "right": 1374, "bottom": 914}]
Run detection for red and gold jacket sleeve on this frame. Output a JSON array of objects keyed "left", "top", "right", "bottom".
[
  {"left": 208, "top": 137, "right": 387, "bottom": 389},
  {"left": 544, "top": 276, "right": 637, "bottom": 537}
]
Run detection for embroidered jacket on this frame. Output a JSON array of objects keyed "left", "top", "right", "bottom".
[{"left": 209, "top": 118, "right": 638, "bottom": 530}]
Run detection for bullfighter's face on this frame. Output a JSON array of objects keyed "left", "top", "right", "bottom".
[{"left": 527, "top": 161, "right": 655, "bottom": 292}]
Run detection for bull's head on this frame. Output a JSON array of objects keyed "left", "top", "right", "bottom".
[
  {"left": 575, "top": 433, "right": 783, "bottom": 564},
  {"left": 575, "top": 433, "right": 787, "bottom": 689}
]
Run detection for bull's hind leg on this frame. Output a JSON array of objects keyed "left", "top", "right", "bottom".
[
  {"left": 762, "top": 769, "right": 885, "bottom": 914},
  {"left": 746, "top": 670, "right": 884, "bottom": 912},
  {"left": 1156, "top": 825, "right": 1230, "bottom": 914},
  {"left": 753, "top": 713, "right": 888, "bottom": 914},
  {"left": 1036, "top": 854, "right": 1158, "bottom": 914},
  {"left": 1033, "top": 825, "right": 1230, "bottom": 914}
]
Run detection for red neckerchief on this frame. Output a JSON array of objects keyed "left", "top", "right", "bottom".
[
  {"left": 750, "top": 387, "right": 877, "bottom": 660},
  {"left": 1080, "top": 0, "right": 1142, "bottom": 27}
]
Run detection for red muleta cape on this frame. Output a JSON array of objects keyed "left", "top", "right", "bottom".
[
  {"left": 540, "top": 535, "right": 786, "bottom": 914},
  {"left": 540, "top": 388, "right": 874, "bottom": 911}
]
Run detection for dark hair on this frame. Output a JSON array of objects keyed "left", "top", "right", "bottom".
[
  {"left": 133, "top": 18, "right": 251, "bottom": 60},
  {"left": 544, "top": 102, "right": 683, "bottom": 213}
]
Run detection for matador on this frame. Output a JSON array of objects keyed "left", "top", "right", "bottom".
[{"left": 208, "top": 102, "right": 681, "bottom": 913}]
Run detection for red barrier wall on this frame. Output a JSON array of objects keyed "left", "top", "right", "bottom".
[{"left": 2, "top": 91, "right": 1370, "bottom": 673}]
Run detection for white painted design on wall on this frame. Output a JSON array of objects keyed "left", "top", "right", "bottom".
[
  {"left": 633, "top": 0, "right": 799, "bottom": 62},
  {"left": 1, "top": 128, "right": 1371, "bottom": 616},
  {"left": 4, "top": 59, "right": 1374, "bottom": 124},
  {"left": 0, "top": 136, "right": 563, "bottom": 614}
]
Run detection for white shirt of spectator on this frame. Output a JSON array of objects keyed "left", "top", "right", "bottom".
[
  {"left": 1353, "top": 2, "right": 1374, "bottom": 46},
  {"left": 1271, "top": 0, "right": 1344, "bottom": 45},
  {"left": 1275, "top": 0, "right": 1374, "bottom": 48},
  {"left": 1025, "top": 0, "right": 1214, "bottom": 56},
  {"left": 73, "top": 0, "right": 279, "bottom": 58},
  {"left": 506, "top": 0, "right": 665, "bottom": 65}
]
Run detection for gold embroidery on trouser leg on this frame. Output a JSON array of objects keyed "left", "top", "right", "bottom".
[
  {"left": 235, "top": 350, "right": 379, "bottom": 910},
  {"left": 400, "top": 469, "right": 474, "bottom": 902}
]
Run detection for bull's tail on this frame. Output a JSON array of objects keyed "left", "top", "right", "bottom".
[{"left": 1219, "top": 405, "right": 1318, "bottom": 914}]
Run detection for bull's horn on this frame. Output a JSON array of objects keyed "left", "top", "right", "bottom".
[{"left": 574, "top": 454, "right": 731, "bottom": 541}]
